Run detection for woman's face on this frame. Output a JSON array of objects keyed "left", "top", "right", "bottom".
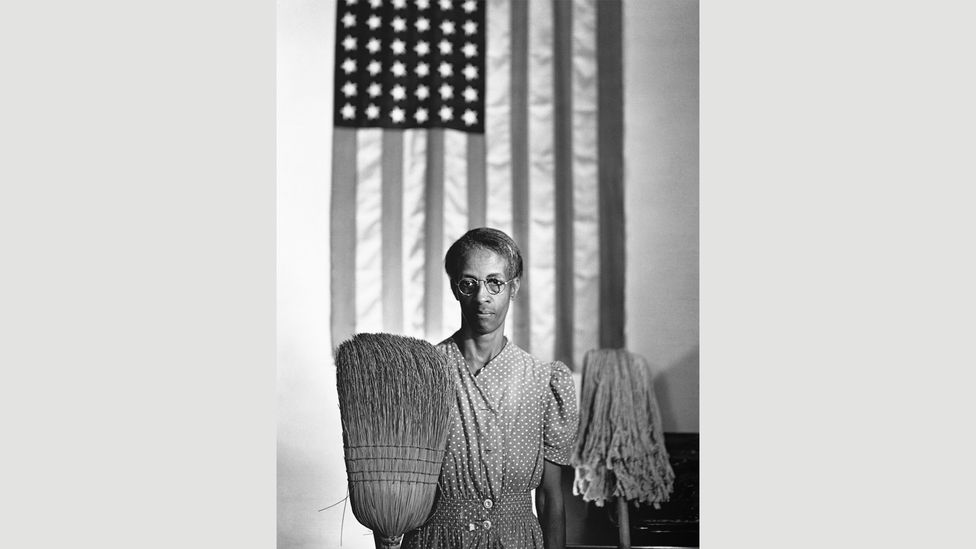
[{"left": 453, "top": 248, "right": 520, "bottom": 337}]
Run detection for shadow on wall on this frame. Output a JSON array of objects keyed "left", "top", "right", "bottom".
[{"left": 651, "top": 346, "right": 699, "bottom": 433}]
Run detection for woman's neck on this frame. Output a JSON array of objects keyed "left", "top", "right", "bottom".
[{"left": 454, "top": 330, "right": 507, "bottom": 374}]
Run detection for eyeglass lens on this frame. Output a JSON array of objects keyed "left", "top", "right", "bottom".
[{"left": 457, "top": 278, "right": 506, "bottom": 295}]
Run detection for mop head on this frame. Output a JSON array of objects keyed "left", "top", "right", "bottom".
[
  {"left": 571, "top": 349, "right": 675, "bottom": 508},
  {"left": 335, "top": 333, "right": 453, "bottom": 545}
]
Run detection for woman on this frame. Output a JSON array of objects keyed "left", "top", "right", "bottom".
[{"left": 403, "top": 228, "right": 579, "bottom": 549}]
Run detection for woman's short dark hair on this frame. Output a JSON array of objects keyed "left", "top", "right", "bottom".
[{"left": 444, "top": 227, "right": 523, "bottom": 281}]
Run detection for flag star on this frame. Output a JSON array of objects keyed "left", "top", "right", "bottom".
[
  {"left": 440, "top": 20, "right": 455, "bottom": 35},
  {"left": 390, "top": 106, "right": 406, "bottom": 123},
  {"left": 366, "top": 103, "right": 381, "bottom": 119},
  {"left": 438, "top": 40, "right": 453, "bottom": 55},
  {"left": 415, "top": 85, "right": 430, "bottom": 100},
  {"left": 463, "top": 20, "right": 477, "bottom": 35},
  {"left": 439, "top": 0, "right": 453, "bottom": 10},
  {"left": 392, "top": 0, "right": 407, "bottom": 8},
  {"left": 391, "top": 61, "right": 407, "bottom": 77},
  {"left": 367, "top": 60, "right": 382, "bottom": 75},
  {"left": 439, "top": 106, "right": 454, "bottom": 121},
  {"left": 341, "top": 12, "right": 356, "bottom": 28},
  {"left": 416, "top": 0, "right": 429, "bottom": 9},
  {"left": 369, "top": 0, "right": 383, "bottom": 8},
  {"left": 414, "top": 108, "right": 429, "bottom": 123},
  {"left": 438, "top": 83, "right": 454, "bottom": 100},
  {"left": 367, "top": 15, "right": 382, "bottom": 30},
  {"left": 414, "top": 41, "right": 430, "bottom": 56},
  {"left": 415, "top": 62, "right": 430, "bottom": 77},
  {"left": 342, "top": 81, "right": 357, "bottom": 97},
  {"left": 367, "top": 38, "right": 381, "bottom": 53},
  {"left": 391, "top": 39, "right": 406, "bottom": 55},
  {"left": 462, "top": 42, "right": 477, "bottom": 58},
  {"left": 342, "top": 35, "right": 357, "bottom": 50},
  {"left": 341, "top": 103, "right": 356, "bottom": 119},
  {"left": 341, "top": 58, "right": 357, "bottom": 74},
  {"left": 462, "top": 0, "right": 476, "bottom": 13},
  {"left": 463, "top": 86, "right": 478, "bottom": 102},
  {"left": 392, "top": 16, "right": 407, "bottom": 32},
  {"left": 368, "top": 82, "right": 382, "bottom": 97},
  {"left": 415, "top": 17, "right": 430, "bottom": 32},
  {"left": 438, "top": 62, "right": 453, "bottom": 78},
  {"left": 390, "top": 84, "right": 407, "bottom": 101},
  {"left": 462, "top": 64, "right": 478, "bottom": 80},
  {"left": 462, "top": 109, "right": 477, "bottom": 126}
]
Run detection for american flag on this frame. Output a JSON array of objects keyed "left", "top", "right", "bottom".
[
  {"left": 330, "top": 0, "right": 625, "bottom": 370},
  {"left": 333, "top": 0, "right": 486, "bottom": 133}
]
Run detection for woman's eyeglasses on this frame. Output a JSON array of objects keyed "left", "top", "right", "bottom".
[{"left": 455, "top": 277, "right": 514, "bottom": 296}]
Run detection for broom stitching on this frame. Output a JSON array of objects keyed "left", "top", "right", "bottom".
[
  {"left": 345, "top": 456, "right": 444, "bottom": 462},
  {"left": 345, "top": 444, "right": 444, "bottom": 451}
]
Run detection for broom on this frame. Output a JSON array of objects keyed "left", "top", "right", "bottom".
[{"left": 335, "top": 333, "right": 454, "bottom": 549}]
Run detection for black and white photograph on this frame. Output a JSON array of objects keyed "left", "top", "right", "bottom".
[
  {"left": 278, "top": 1, "right": 699, "bottom": 547},
  {"left": 7, "top": 1, "right": 976, "bottom": 548}
]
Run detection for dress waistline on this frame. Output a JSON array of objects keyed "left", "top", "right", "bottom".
[{"left": 424, "top": 492, "right": 533, "bottom": 528}]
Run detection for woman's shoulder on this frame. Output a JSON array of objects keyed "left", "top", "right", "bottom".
[
  {"left": 505, "top": 342, "right": 571, "bottom": 377},
  {"left": 433, "top": 336, "right": 454, "bottom": 351}
]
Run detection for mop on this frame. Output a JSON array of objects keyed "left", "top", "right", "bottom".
[{"left": 571, "top": 349, "right": 675, "bottom": 548}]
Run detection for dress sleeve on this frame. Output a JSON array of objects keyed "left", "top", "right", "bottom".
[{"left": 543, "top": 361, "right": 579, "bottom": 465}]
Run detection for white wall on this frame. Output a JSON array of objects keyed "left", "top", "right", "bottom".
[
  {"left": 277, "top": 0, "right": 698, "bottom": 546},
  {"left": 623, "top": 0, "right": 699, "bottom": 432}
]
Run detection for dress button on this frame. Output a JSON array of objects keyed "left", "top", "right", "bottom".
[
  {"left": 484, "top": 499, "right": 493, "bottom": 509},
  {"left": 482, "top": 520, "right": 492, "bottom": 530},
  {"left": 468, "top": 523, "right": 477, "bottom": 531}
]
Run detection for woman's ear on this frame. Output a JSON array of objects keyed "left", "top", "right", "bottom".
[{"left": 509, "top": 277, "right": 520, "bottom": 299}]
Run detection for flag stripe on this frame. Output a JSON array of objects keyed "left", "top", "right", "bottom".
[
  {"left": 597, "top": 0, "right": 626, "bottom": 348},
  {"left": 552, "top": 0, "right": 575, "bottom": 367},
  {"left": 509, "top": 0, "right": 531, "bottom": 352},
  {"left": 466, "top": 134, "right": 487, "bottom": 229},
  {"left": 442, "top": 129, "right": 469, "bottom": 338},
  {"left": 330, "top": 127, "right": 358, "bottom": 348},
  {"left": 485, "top": 0, "right": 513, "bottom": 237},
  {"left": 572, "top": 0, "right": 600, "bottom": 367},
  {"left": 527, "top": 0, "right": 555, "bottom": 363},
  {"left": 355, "top": 128, "right": 384, "bottom": 334},
  {"left": 381, "top": 130, "right": 404, "bottom": 333},
  {"left": 402, "top": 129, "right": 428, "bottom": 340},
  {"left": 423, "top": 129, "right": 446, "bottom": 340}
]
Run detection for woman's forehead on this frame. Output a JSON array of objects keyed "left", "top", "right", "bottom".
[{"left": 459, "top": 248, "right": 508, "bottom": 273}]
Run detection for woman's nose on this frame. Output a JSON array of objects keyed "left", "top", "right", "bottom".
[{"left": 475, "top": 281, "right": 492, "bottom": 300}]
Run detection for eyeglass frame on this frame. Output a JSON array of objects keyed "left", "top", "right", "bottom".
[{"left": 453, "top": 276, "right": 517, "bottom": 296}]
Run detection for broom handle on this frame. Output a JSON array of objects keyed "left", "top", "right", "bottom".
[
  {"left": 616, "top": 497, "right": 631, "bottom": 549},
  {"left": 372, "top": 533, "right": 403, "bottom": 549}
]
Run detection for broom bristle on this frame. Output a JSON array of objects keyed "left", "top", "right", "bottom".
[{"left": 335, "top": 333, "right": 453, "bottom": 540}]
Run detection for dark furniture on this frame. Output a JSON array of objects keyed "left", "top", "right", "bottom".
[{"left": 562, "top": 432, "right": 699, "bottom": 549}]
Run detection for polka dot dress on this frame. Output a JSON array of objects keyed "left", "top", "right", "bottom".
[{"left": 402, "top": 335, "right": 579, "bottom": 549}]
